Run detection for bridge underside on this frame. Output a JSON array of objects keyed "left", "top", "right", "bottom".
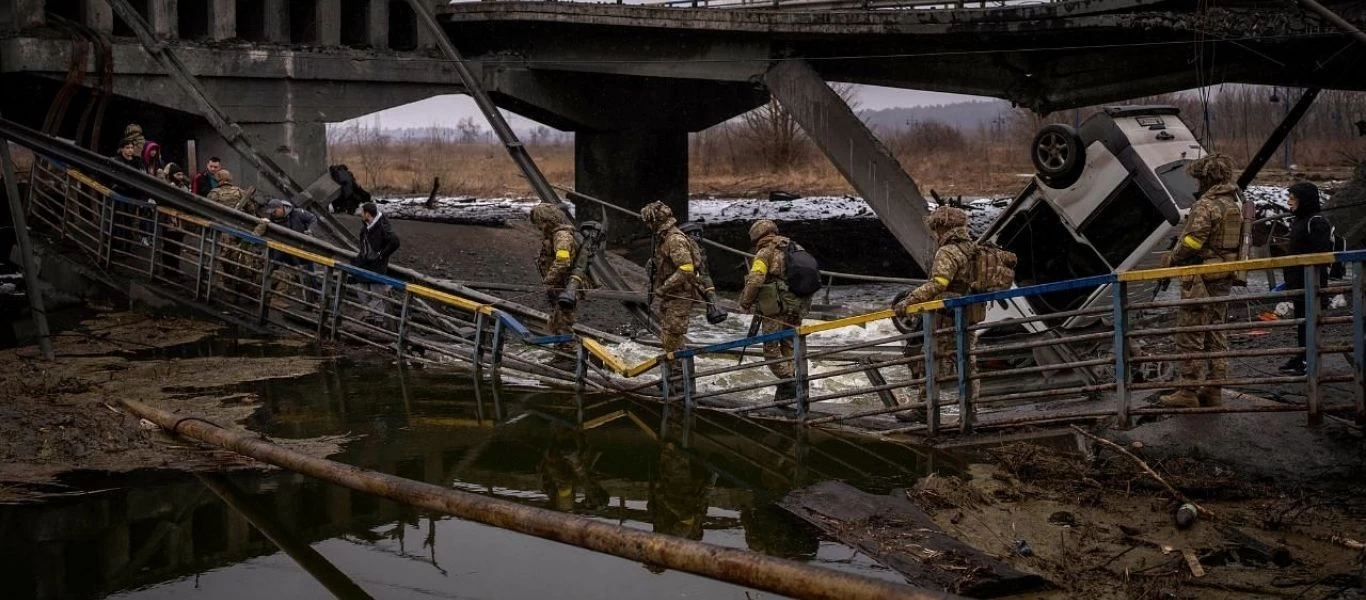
[{"left": 439, "top": 1, "right": 1366, "bottom": 113}]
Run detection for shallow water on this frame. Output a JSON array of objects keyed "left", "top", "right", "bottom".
[{"left": 1, "top": 361, "right": 957, "bottom": 600}]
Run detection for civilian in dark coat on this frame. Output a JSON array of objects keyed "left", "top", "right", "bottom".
[
  {"left": 1279, "top": 182, "right": 1335, "bottom": 375},
  {"left": 355, "top": 202, "right": 400, "bottom": 324}
]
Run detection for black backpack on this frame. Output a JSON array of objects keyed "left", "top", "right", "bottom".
[
  {"left": 784, "top": 241, "right": 822, "bottom": 298},
  {"left": 1311, "top": 216, "right": 1347, "bottom": 279}
]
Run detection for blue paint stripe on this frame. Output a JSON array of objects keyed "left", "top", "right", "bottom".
[
  {"left": 337, "top": 264, "right": 408, "bottom": 289},
  {"left": 527, "top": 334, "right": 575, "bottom": 346},
  {"left": 676, "top": 329, "right": 795, "bottom": 359},
  {"left": 1335, "top": 249, "right": 1366, "bottom": 263},
  {"left": 494, "top": 310, "right": 533, "bottom": 337},
  {"left": 209, "top": 223, "right": 266, "bottom": 245},
  {"left": 108, "top": 192, "right": 154, "bottom": 207},
  {"left": 941, "top": 274, "right": 1116, "bottom": 309}
]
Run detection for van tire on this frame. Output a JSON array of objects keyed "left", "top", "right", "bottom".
[{"left": 1032, "top": 124, "right": 1085, "bottom": 188}]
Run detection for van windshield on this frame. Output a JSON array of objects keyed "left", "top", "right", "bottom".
[
  {"left": 1081, "top": 179, "right": 1166, "bottom": 268},
  {"left": 994, "top": 199, "right": 1107, "bottom": 315}
]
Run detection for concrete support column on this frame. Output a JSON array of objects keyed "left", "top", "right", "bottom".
[
  {"left": 3, "top": 0, "right": 46, "bottom": 31},
  {"left": 148, "top": 0, "right": 177, "bottom": 38},
  {"left": 764, "top": 59, "right": 935, "bottom": 269},
  {"left": 194, "top": 121, "right": 327, "bottom": 198},
  {"left": 574, "top": 129, "right": 688, "bottom": 245},
  {"left": 209, "top": 0, "right": 236, "bottom": 40},
  {"left": 263, "top": 0, "right": 288, "bottom": 43},
  {"left": 316, "top": 0, "right": 341, "bottom": 46},
  {"left": 367, "top": 0, "right": 388, "bottom": 49},
  {"left": 85, "top": 0, "right": 114, "bottom": 33}
]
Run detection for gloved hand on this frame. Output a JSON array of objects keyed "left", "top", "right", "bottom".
[{"left": 892, "top": 289, "right": 913, "bottom": 315}]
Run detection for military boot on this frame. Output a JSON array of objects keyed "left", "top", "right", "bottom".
[
  {"left": 1158, "top": 389, "right": 1200, "bottom": 408},
  {"left": 773, "top": 382, "right": 797, "bottom": 403},
  {"left": 1196, "top": 386, "right": 1223, "bottom": 406}
]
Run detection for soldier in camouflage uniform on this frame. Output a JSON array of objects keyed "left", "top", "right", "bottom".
[
  {"left": 893, "top": 206, "right": 985, "bottom": 404},
  {"left": 640, "top": 202, "right": 703, "bottom": 373},
  {"left": 205, "top": 170, "right": 261, "bottom": 294},
  {"left": 738, "top": 220, "right": 812, "bottom": 400},
  {"left": 530, "top": 203, "right": 580, "bottom": 356},
  {"left": 1158, "top": 154, "right": 1243, "bottom": 408}
]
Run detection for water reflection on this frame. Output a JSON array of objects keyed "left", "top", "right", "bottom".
[{"left": 0, "top": 361, "right": 955, "bottom": 599}]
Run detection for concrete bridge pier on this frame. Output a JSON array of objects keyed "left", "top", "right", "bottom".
[{"left": 575, "top": 129, "right": 688, "bottom": 241}]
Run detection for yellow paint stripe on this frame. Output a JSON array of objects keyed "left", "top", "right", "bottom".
[
  {"left": 67, "top": 169, "right": 113, "bottom": 195},
  {"left": 1120, "top": 253, "right": 1338, "bottom": 282},
  {"left": 265, "top": 240, "right": 336, "bottom": 267},
  {"left": 581, "top": 410, "right": 627, "bottom": 431},
  {"left": 157, "top": 207, "right": 211, "bottom": 227},
  {"left": 798, "top": 299, "right": 945, "bottom": 335},
  {"left": 407, "top": 284, "right": 484, "bottom": 312},
  {"left": 625, "top": 356, "right": 661, "bottom": 378},
  {"left": 582, "top": 337, "right": 629, "bottom": 375}
]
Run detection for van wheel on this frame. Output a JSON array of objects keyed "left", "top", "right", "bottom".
[{"left": 1032, "top": 124, "right": 1085, "bottom": 187}]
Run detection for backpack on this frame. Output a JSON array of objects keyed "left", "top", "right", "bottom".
[
  {"left": 970, "top": 242, "right": 1018, "bottom": 293},
  {"left": 784, "top": 241, "right": 823, "bottom": 298},
  {"left": 1311, "top": 216, "right": 1347, "bottom": 279}
]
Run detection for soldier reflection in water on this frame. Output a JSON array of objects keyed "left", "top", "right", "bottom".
[{"left": 537, "top": 432, "right": 609, "bottom": 512}]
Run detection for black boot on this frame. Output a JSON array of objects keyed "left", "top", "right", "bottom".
[
  {"left": 1278, "top": 357, "right": 1306, "bottom": 376},
  {"left": 773, "top": 382, "right": 796, "bottom": 402}
]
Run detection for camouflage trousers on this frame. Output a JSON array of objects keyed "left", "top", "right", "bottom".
[
  {"left": 547, "top": 297, "right": 578, "bottom": 355},
  {"left": 908, "top": 312, "right": 978, "bottom": 403},
  {"left": 214, "top": 235, "right": 263, "bottom": 296},
  {"left": 1175, "top": 275, "right": 1232, "bottom": 383},
  {"left": 658, "top": 298, "right": 696, "bottom": 374},
  {"left": 760, "top": 295, "right": 811, "bottom": 379}
]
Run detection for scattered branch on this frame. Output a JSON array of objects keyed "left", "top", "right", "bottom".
[{"left": 1070, "top": 425, "right": 1214, "bottom": 518}]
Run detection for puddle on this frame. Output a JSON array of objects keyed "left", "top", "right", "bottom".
[{"left": 0, "top": 361, "right": 961, "bottom": 599}]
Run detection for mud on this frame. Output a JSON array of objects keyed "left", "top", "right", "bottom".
[
  {"left": 911, "top": 442, "right": 1366, "bottom": 599},
  {"left": 0, "top": 311, "right": 348, "bottom": 497}
]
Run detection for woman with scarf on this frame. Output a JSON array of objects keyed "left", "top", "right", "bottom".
[{"left": 1278, "top": 182, "right": 1335, "bottom": 376}]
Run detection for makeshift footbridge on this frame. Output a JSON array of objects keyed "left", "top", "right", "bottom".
[{"left": 7, "top": 117, "right": 1365, "bottom": 440}]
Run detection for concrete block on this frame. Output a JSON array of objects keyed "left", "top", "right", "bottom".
[
  {"left": 149, "top": 0, "right": 177, "bottom": 38},
  {"left": 263, "top": 0, "right": 288, "bottom": 43},
  {"left": 209, "top": 0, "right": 236, "bottom": 40},
  {"left": 85, "top": 0, "right": 114, "bottom": 33},
  {"left": 316, "top": 0, "right": 340, "bottom": 46},
  {"left": 367, "top": 0, "right": 387, "bottom": 49},
  {"left": 3, "top": 0, "right": 46, "bottom": 31}
]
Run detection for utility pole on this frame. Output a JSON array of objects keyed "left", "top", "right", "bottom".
[{"left": 0, "top": 137, "right": 53, "bottom": 360}]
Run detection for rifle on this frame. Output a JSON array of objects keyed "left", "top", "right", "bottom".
[
  {"left": 557, "top": 220, "right": 605, "bottom": 309},
  {"left": 736, "top": 314, "right": 763, "bottom": 365}
]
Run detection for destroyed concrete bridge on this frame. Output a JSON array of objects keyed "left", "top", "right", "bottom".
[{"left": 3, "top": 0, "right": 1365, "bottom": 262}]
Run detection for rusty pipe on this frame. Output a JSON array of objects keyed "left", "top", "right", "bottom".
[{"left": 120, "top": 399, "right": 956, "bottom": 600}]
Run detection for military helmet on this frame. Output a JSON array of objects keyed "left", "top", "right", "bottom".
[
  {"left": 529, "top": 202, "right": 569, "bottom": 229},
  {"left": 1187, "top": 153, "right": 1235, "bottom": 184},
  {"left": 216, "top": 169, "right": 233, "bottom": 184},
  {"left": 923, "top": 206, "right": 968, "bottom": 231},
  {"left": 640, "top": 201, "right": 674, "bottom": 228},
  {"left": 748, "top": 219, "right": 778, "bottom": 243}
]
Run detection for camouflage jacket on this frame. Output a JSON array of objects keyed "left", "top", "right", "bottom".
[
  {"left": 738, "top": 235, "right": 791, "bottom": 308},
  {"left": 539, "top": 225, "right": 578, "bottom": 288},
  {"left": 902, "top": 225, "right": 973, "bottom": 305},
  {"left": 1170, "top": 183, "right": 1241, "bottom": 266},
  {"left": 207, "top": 184, "right": 256, "bottom": 215},
  {"left": 651, "top": 227, "right": 702, "bottom": 303}
]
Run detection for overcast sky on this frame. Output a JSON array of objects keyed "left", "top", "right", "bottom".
[{"left": 335, "top": 85, "right": 990, "bottom": 130}]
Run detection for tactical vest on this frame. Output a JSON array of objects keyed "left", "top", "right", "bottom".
[{"left": 1208, "top": 197, "right": 1243, "bottom": 253}]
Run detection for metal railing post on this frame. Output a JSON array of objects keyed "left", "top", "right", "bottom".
[
  {"left": 192, "top": 231, "right": 209, "bottom": 300},
  {"left": 923, "top": 313, "right": 938, "bottom": 434},
  {"left": 396, "top": 291, "right": 412, "bottom": 357},
  {"left": 98, "top": 198, "right": 114, "bottom": 267},
  {"left": 793, "top": 333, "right": 809, "bottom": 420},
  {"left": 204, "top": 235, "right": 219, "bottom": 303},
  {"left": 1112, "top": 282, "right": 1131, "bottom": 427},
  {"left": 147, "top": 207, "right": 162, "bottom": 277},
  {"left": 490, "top": 318, "right": 506, "bottom": 381},
  {"left": 682, "top": 356, "right": 696, "bottom": 416},
  {"left": 575, "top": 343, "right": 588, "bottom": 424},
  {"left": 315, "top": 265, "right": 333, "bottom": 343},
  {"left": 954, "top": 306, "right": 972, "bottom": 433},
  {"left": 257, "top": 251, "right": 275, "bottom": 323},
  {"left": 660, "top": 360, "right": 672, "bottom": 403},
  {"left": 329, "top": 271, "right": 347, "bottom": 341},
  {"left": 471, "top": 312, "right": 487, "bottom": 376},
  {"left": 1353, "top": 260, "right": 1365, "bottom": 424},
  {"left": 1304, "top": 265, "right": 1321, "bottom": 425}
]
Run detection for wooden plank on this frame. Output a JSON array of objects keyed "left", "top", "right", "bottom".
[{"left": 779, "top": 481, "right": 1048, "bottom": 598}]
